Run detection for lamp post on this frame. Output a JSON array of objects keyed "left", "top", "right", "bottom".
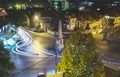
[
  {"left": 78, "top": 6, "right": 85, "bottom": 16},
  {"left": 103, "top": 15, "right": 109, "bottom": 39},
  {"left": 78, "top": 6, "right": 85, "bottom": 28},
  {"left": 34, "top": 15, "right": 39, "bottom": 21},
  {"left": 34, "top": 15, "right": 40, "bottom": 30},
  {"left": 55, "top": 48, "right": 58, "bottom": 74}
]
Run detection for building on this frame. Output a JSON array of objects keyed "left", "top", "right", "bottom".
[
  {"left": 48, "top": 0, "right": 69, "bottom": 11},
  {"left": 114, "top": 16, "right": 120, "bottom": 27},
  {"left": 67, "top": 17, "right": 77, "bottom": 30},
  {"left": 89, "top": 20, "right": 103, "bottom": 34}
]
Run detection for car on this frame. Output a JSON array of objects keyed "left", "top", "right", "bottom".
[{"left": 37, "top": 72, "right": 46, "bottom": 77}]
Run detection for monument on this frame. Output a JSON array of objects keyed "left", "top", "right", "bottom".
[{"left": 55, "top": 20, "right": 64, "bottom": 53}]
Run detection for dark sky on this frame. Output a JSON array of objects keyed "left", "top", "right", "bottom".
[{"left": 88, "top": 0, "right": 117, "bottom": 4}]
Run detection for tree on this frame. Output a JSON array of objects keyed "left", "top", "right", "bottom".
[
  {"left": 0, "top": 42, "right": 15, "bottom": 77},
  {"left": 57, "top": 29, "right": 105, "bottom": 77},
  {"left": 6, "top": 12, "right": 29, "bottom": 27}
]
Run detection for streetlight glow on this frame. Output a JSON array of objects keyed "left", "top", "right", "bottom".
[
  {"left": 79, "top": 6, "right": 85, "bottom": 11},
  {"left": 105, "top": 15, "right": 110, "bottom": 19},
  {"left": 34, "top": 15, "right": 39, "bottom": 20}
]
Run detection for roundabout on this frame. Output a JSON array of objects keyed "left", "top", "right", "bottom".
[{"left": 1, "top": 25, "right": 120, "bottom": 77}]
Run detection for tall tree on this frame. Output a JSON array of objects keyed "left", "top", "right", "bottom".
[
  {"left": 57, "top": 29, "right": 105, "bottom": 77},
  {"left": 6, "top": 12, "right": 29, "bottom": 27},
  {"left": 0, "top": 42, "right": 15, "bottom": 77}
]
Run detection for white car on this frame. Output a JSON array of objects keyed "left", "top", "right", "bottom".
[{"left": 37, "top": 72, "right": 46, "bottom": 77}]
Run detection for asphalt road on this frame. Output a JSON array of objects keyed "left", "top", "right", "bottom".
[
  {"left": 8, "top": 29, "right": 59, "bottom": 77},
  {"left": 96, "top": 40, "right": 120, "bottom": 70},
  {"left": 8, "top": 53, "right": 58, "bottom": 77},
  {"left": 8, "top": 28, "right": 120, "bottom": 77}
]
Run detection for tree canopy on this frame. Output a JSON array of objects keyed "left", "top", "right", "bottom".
[
  {"left": 0, "top": 42, "right": 15, "bottom": 77},
  {"left": 57, "top": 29, "right": 105, "bottom": 77}
]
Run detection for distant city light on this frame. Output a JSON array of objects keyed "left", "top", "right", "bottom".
[
  {"left": 9, "top": 6, "right": 13, "bottom": 9},
  {"left": 114, "top": 1, "right": 119, "bottom": 4},
  {"left": 97, "top": 8, "right": 100, "bottom": 11},
  {"left": 105, "top": 15, "right": 110, "bottom": 19},
  {"left": 79, "top": 6, "right": 85, "bottom": 11},
  {"left": 34, "top": 15, "right": 39, "bottom": 20},
  {"left": 15, "top": 3, "right": 27, "bottom": 10},
  {"left": 2, "top": 26, "right": 5, "bottom": 31}
]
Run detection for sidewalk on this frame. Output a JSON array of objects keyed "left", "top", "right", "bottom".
[{"left": 47, "top": 72, "right": 63, "bottom": 77}]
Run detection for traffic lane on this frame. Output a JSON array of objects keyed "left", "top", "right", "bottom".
[
  {"left": 22, "top": 28, "right": 56, "bottom": 54},
  {"left": 27, "top": 56, "right": 60, "bottom": 74},
  {"left": 9, "top": 53, "right": 49, "bottom": 77},
  {"left": 32, "top": 37, "right": 55, "bottom": 51},
  {"left": 96, "top": 40, "right": 120, "bottom": 62},
  {"left": 17, "top": 44, "right": 51, "bottom": 57},
  {"left": 9, "top": 55, "right": 60, "bottom": 77}
]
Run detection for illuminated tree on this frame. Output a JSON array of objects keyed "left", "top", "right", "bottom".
[
  {"left": 24, "top": 14, "right": 30, "bottom": 26},
  {"left": 0, "top": 42, "right": 15, "bottom": 77},
  {"left": 57, "top": 29, "right": 105, "bottom": 77}
]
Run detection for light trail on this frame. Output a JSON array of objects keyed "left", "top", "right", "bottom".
[
  {"left": 11, "top": 27, "right": 60, "bottom": 57},
  {"left": 101, "top": 54, "right": 120, "bottom": 70}
]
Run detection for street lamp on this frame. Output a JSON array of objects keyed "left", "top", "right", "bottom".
[
  {"left": 105, "top": 15, "right": 110, "bottom": 19},
  {"left": 79, "top": 6, "right": 85, "bottom": 17},
  {"left": 78, "top": 6, "right": 85, "bottom": 28},
  {"left": 34, "top": 15, "right": 39, "bottom": 21},
  {"left": 102, "top": 15, "right": 110, "bottom": 39},
  {"left": 79, "top": 6, "right": 85, "bottom": 11},
  {"left": 33, "top": 15, "right": 40, "bottom": 30}
]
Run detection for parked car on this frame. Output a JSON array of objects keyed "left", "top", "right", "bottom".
[
  {"left": 37, "top": 72, "right": 46, "bottom": 77},
  {"left": 37, "top": 69, "right": 47, "bottom": 77}
]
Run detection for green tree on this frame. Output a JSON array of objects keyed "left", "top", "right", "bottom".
[
  {"left": 6, "top": 13, "right": 29, "bottom": 27},
  {"left": 57, "top": 29, "right": 105, "bottom": 77},
  {"left": 0, "top": 42, "right": 15, "bottom": 77}
]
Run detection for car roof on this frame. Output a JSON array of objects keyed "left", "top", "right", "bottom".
[{"left": 38, "top": 72, "right": 45, "bottom": 75}]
